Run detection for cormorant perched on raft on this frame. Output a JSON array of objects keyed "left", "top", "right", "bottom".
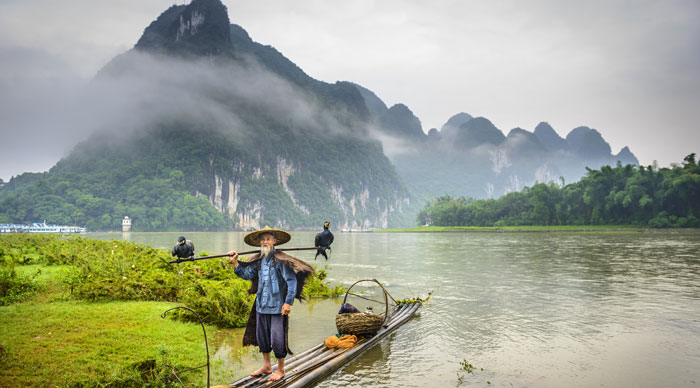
[
  {"left": 314, "top": 221, "right": 334, "bottom": 260},
  {"left": 171, "top": 236, "right": 195, "bottom": 259}
]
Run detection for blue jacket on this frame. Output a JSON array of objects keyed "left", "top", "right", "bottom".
[{"left": 234, "top": 249, "right": 297, "bottom": 314}]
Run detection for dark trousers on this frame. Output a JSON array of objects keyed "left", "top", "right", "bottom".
[{"left": 256, "top": 312, "right": 287, "bottom": 359}]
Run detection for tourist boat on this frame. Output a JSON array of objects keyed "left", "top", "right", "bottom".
[{"left": 0, "top": 222, "right": 87, "bottom": 234}]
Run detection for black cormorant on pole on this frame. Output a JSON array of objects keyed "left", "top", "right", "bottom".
[
  {"left": 172, "top": 236, "right": 195, "bottom": 259},
  {"left": 314, "top": 221, "right": 334, "bottom": 260}
]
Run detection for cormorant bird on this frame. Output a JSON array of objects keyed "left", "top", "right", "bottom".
[
  {"left": 314, "top": 221, "right": 334, "bottom": 260},
  {"left": 172, "top": 236, "right": 195, "bottom": 259}
]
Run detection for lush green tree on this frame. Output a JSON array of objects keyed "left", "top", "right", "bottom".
[{"left": 418, "top": 154, "right": 700, "bottom": 228}]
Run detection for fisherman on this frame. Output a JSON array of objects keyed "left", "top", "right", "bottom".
[{"left": 227, "top": 226, "right": 314, "bottom": 382}]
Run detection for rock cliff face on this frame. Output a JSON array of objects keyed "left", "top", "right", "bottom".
[
  {"left": 188, "top": 152, "right": 406, "bottom": 230},
  {"left": 135, "top": 0, "right": 232, "bottom": 56}
]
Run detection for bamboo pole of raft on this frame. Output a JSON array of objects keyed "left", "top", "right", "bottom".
[
  {"left": 228, "top": 344, "right": 326, "bottom": 387},
  {"left": 236, "top": 348, "right": 348, "bottom": 388},
  {"left": 283, "top": 302, "right": 421, "bottom": 388},
  {"left": 281, "top": 303, "right": 419, "bottom": 388},
  {"left": 233, "top": 341, "right": 354, "bottom": 388},
  {"left": 248, "top": 306, "right": 415, "bottom": 388},
  {"left": 226, "top": 303, "right": 419, "bottom": 388},
  {"left": 259, "top": 345, "right": 361, "bottom": 388},
  {"left": 230, "top": 343, "right": 332, "bottom": 387}
]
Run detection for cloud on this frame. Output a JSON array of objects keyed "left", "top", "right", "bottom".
[
  {"left": 0, "top": 45, "right": 87, "bottom": 180},
  {"left": 0, "top": 43, "right": 364, "bottom": 180},
  {"left": 1, "top": 0, "right": 699, "bottom": 179}
]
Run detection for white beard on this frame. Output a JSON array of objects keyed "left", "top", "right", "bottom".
[{"left": 260, "top": 245, "right": 272, "bottom": 257}]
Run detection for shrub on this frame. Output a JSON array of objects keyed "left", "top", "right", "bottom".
[
  {"left": 177, "top": 279, "right": 255, "bottom": 328},
  {"left": 2, "top": 235, "right": 346, "bottom": 328},
  {"left": 0, "top": 262, "right": 42, "bottom": 305},
  {"left": 304, "top": 267, "right": 346, "bottom": 298}
]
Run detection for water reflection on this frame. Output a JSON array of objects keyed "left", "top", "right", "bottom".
[{"left": 318, "top": 335, "right": 393, "bottom": 387}]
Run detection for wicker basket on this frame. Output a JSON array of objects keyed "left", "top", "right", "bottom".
[
  {"left": 335, "top": 279, "right": 392, "bottom": 336},
  {"left": 335, "top": 313, "right": 383, "bottom": 336}
]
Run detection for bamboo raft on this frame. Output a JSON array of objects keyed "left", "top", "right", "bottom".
[{"left": 221, "top": 301, "right": 421, "bottom": 388}]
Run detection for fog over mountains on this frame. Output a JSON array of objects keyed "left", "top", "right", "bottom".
[
  {"left": 361, "top": 90, "right": 638, "bottom": 203},
  {"left": 0, "top": 0, "right": 639, "bottom": 230}
]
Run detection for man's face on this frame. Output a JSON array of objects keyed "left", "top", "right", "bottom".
[{"left": 260, "top": 234, "right": 277, "bottom": 249}]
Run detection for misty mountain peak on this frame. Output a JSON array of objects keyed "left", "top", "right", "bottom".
[
  {"left": 615, "top": 146, "right": 640, "bottom": 166},
  {"left": 439, "top": 112, "right": 474, "bottom": 145},
  {"left": 229, "top": 23, "right": 253, "bottom": 44},
  {"left": 135, "top": 0, "right": 231, "bottom": 56},
  {"left": 427, "top": 128, "right": 441, "bottom": 141},
  {"left": 378, "top": 104, "right": 425, "bottom": 140},
  {"left": 505, "top": 127, "right": 548, "bottom": 156},
  {"left": 534, "top": 121, "right": 568, "bottom": 152},
  {"left": 507, "top": 127, "right": 531, "bottom": 138},
  {"left": 352, "top": 83, "right": 389, "bottom": 120},
  {"left": 450, "top": 116, "right": 505, "bottom": 149},
  {"left": 566, "top": 126, "right": 612, "bottom": 159},
  {"left": 440, "top": 112, "right": 473, "bottom": 132}
]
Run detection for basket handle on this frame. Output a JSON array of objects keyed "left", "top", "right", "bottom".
[{"left": 342, "top": 279, "right": 394, "bottom": 324}]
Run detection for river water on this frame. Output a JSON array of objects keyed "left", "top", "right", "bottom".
[{"left": 91, "top": 230, "right": 700, "bottom": 387}]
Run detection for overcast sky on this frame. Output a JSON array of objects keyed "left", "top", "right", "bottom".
[{"left": 1, "top": 0, "right": 698, "bottom": 181}]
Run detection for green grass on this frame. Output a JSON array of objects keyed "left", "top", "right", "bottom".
[
  {"left": 0, "top": 299, "right": 223, "bottom": 387},
  {"left": 15, "top": 264, "right": 73, "bottom": 303},
  {"left": 379, "top": 225, "right": 648, "bottom": 232}
]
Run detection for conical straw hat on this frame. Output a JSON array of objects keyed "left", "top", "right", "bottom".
[{"left": 244, "top": 225, "right": 291, "bottom": 247}]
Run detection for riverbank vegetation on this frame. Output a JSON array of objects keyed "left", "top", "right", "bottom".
[
  {"left": 417, "top": 154, "right": 699, "bottom": 228},
  {"left": 0, "top": 234, "right": 345, "bottom": 386}
]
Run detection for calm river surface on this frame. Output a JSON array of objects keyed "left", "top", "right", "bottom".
[{"left": 90, "top": 231, "right": 700, "bottom": 388}]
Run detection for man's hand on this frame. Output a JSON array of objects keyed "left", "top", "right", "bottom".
[
  {"left": 281, "top": 303, "right": 291, "bottom": 315},
  {"left": 227, "top": 251, "right": 238, "bottom": 268}
]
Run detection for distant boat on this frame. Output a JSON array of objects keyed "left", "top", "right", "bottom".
[{"left": 0, "top": 222, "right": 87, "bottom": 234}]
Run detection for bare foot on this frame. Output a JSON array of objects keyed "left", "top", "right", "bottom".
[
  {"left": 267, "top": 369, "right": 285, "bottom": 382},
  {"left": 250, "top": 365, "right": 272, "bottom": 377}
]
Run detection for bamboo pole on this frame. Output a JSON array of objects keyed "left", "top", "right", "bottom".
[
  {"left": 248, "top": 305, "right": 416, "bottom": 388},
  {"left": 228, "top": 343, "right": 326, "bottom": 387},
  {"left": 227, "top": 301, "right": 421, "bottom": 388},
  {"left": 169, "top": 247, "right": 319, "bottom": 264},
  {"left": 283, "top": 303, "right": 421, "bottom": 388},
  {"left": 228, "top": 303, "right": 413, "bottom": 387}
]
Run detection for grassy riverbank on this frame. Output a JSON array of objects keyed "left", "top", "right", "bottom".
[
  {"left": 0, "top": 234, "right": 344, "bottom": 387},
  {"left": 0, "top": 300, "right": 221, "bottom": 387},
  {"left": 380, "top": 225, "right": 655, "bottom": 232}
]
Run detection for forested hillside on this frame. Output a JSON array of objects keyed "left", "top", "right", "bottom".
[
  {"left": 0, "top": 120, "right": 403, "bottom": 231},
  {"left": 417, "top": 154, "right": 700, "bottom": 228},
  {"left": 0, "top": 0, "right": 409, "bottom": 231}
]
